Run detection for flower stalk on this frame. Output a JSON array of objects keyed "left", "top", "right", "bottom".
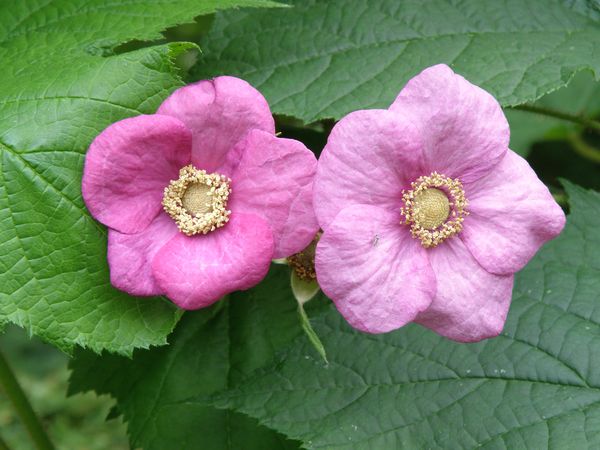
[{"left": 0, "top": 349, "right": 54, "bottom": 450}]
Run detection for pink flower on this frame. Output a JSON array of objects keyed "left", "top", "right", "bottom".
[
  {"left": 313, "top": 64, "right": 566, "bottom": 342},
  {"left": 82, "top": 76, "right": 318, "bottom": 309}
]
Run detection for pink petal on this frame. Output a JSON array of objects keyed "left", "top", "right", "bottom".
[
  {"left": 314, "top": 109, "right": 424, "bottom": 230},
  {"left": 152, "top": 213, "right": 274, "bottom": 309},
  {"left": 226, "top": 129, "right": 319, "bottom": 258},
  {"left": 315, "top": 205, "right": 435, "bottom": 333},
  {"left": 416, "top": 238, "right": 514, "bottom": 342},
  {"left": 82, "top": 114, "right": 191, "bottom": 234},
  {"left": 390, "top": 64, "right": 509, "bottom": 184},
  {"left": 461, "top": 150, "right": 566, "bottom": 275},
  {"left": 157, "top": 76, "right": 275, "bottom": 173},
  {"left": 107, "top": 213, "right": 179, "bottom": 296}
]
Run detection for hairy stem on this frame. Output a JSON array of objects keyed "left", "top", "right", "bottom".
[
  {"left": 512, "top": 104, "right": 600, "bottom": 133},
  {"left": 0, "top": 349, "right": 54, "bottom": 450}
]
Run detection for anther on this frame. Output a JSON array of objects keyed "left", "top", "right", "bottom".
[{"left": 287, "top": 232, "right": 321, "bottom": 281}]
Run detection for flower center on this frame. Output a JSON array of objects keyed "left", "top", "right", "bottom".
[
  {"left": 287, "top": 232, "right": 321, "bottom": 281},
  {"left": 413, "top": 188, "right": 449, "bottom": 230},
  {"left": 162, "top": 165, "right": 231, "bottom": 236},
  {"left": 401, "top": 172, "right": 468, "bottom": 248},
  {"left": 181, "top": 183, "right": 213, "bottom": 215}
]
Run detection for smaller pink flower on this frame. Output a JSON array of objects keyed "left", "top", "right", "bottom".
[
  {"left": 313, "top": 64, "right": 566, "bottom": 342},
  {"left": 82, "top": 76, "right": 318, "bottom": 309}
]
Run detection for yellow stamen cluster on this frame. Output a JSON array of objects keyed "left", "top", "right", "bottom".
[
  {"left": 162, "top": 165, "right": 231, "bottom": 236},
  {"left": 400, "top": 172, "right": 468, "bottom": 248},
  {"left": 287, "top": 232, "right": 321, "bottom": 281}
]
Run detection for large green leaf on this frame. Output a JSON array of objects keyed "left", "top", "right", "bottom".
[
  {"left": 213, "top": 182, "right": 600, "bottom": 449},
  {"left": 68, "top": 265, "right": 303, "bottom": 450},
  {"left": 193, "top": 0, "right": 600, "bottom": 123},
  {"left": 0, "top": 0, "right": 278, "bottom": 355}
]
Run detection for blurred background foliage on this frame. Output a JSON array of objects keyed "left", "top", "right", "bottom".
[
  {"left": 2, "top": 6, "right": 600, "bottom": 450},
  {"left": 0, "top": 325, "right": 128, "bottom": 449}
]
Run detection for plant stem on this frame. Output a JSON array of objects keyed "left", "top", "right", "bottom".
[
  {"left": 0, "top": 349, "right": 54, "bottom": 450},
  {"left": 0, "top": 432, "right": 11, "bottom": 450},
  {"left": 512, "top": 104, "right": 600, "bottom": 133},
  {"left": 567, "top": 132, "right": 600, "bottom": 164}
]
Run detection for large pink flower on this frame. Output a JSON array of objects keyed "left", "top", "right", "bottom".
[
  {"left": 82, "top": 76, "right": 318, "bottom": 309},
  {"left": 313, "top": 64, "right": 565, "bottom": 342}
]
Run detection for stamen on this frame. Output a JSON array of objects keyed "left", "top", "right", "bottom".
[
  {"left": 162, "top": 165, "right": 231, "bottom": 236},
  {"left": 400, "top": 172, "right": 468, "bottom": 248},
  {"left": 287, "top": 232, "right": 321, "bottom": 281}
]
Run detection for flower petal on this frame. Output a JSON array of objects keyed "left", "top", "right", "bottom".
[
  {"left": 152, "top": 213, "right": 274, "bottom": 309},
  {"left": 390, "top": 64, "right": 509, "bottom": 184},
  {"left": 315, "top": 205, "right": 435, "bottom": 333},
  {"left": 157, "top": 76, "right": 275, "bottom": 172},
  {"left": 314, "top": 109, "right": 424, "bottom": 230},
  {"left": 107, "top": 213, "right": 178, "bottom": 296},
  {"left": 82, "top": 114, "right": 191, "bottom": 234},
  {"left": 226, "top": 129, "right": 319, "bottom": 258},
  {"left": 461, "top": 150, "right": 566, "bottom": 275},
  {"left": 416, "top": 238, "right": 514, "bottom": 342}
]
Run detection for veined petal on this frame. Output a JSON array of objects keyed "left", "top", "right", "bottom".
[
  {"left": 152, "top": 213, "right": 274, "bottom": 309},
  {"left": 226, "top": 129, "right": 319, "bottom": 258},
  {"left": 461, "top": 150, "right": 566, "bottom": 275},
  {"left": 157, "top": 76, "right": 275, "bottom": 173},
  {"left": 390, "top": 64, "right": 509, "bottom": 184},
  {"left": 82, "top": 115, "right": 191, "bottom": 233},
  {"left": 316, "top": 205, "right": 435, "bottom": 333}
]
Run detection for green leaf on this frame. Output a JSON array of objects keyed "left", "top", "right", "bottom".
[
  {"left": 193, "top": 0, "right": 600, "bottom": 123},
  {"left": 68, "top": 265, "right": 303, "bottom": 449},
  {"left": 0, "top": 0, "right": 278, "bottom": 355},
  {"left": 506, "top": 70, "right": 600, "bottom": 156},
  {"left": 213, "top": 183, "right": 600, "bottom": 449}
]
